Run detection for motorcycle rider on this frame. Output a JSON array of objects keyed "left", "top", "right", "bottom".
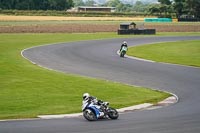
[
  {"left": 120, "top": 41, "right": 128, "bottom": 52},
  {"left": 82, "top": 93, "right": 108, "bottom": 116},
  {"left": 82, "top": 93, "right": 98, "bottom": 106}
]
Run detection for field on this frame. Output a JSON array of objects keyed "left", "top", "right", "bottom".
[{"left": 0, "top": 15, "right": 200, "bottom": 33}]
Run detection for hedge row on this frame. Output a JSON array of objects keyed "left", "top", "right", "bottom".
[{"left": 0, "top": 10, "right": 153, "bottom": 17}]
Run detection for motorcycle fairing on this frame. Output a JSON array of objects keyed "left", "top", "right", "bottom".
[{"left": 87, "top": 105, "right": 101, "bottom": 118}]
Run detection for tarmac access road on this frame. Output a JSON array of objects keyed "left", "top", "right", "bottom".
[{"left": 1, "top": 36, "right": 200, "bottom": 133}]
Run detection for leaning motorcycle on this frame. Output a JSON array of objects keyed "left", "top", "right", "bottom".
[
  {"left": 120, "top": 46, "right": 128, "bottom": 57},
  {"left": 82, "top": 101, "right": 119, "bottom": 121}
]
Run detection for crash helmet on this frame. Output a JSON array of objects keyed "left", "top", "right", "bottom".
[
  {"left": 123, "top": 41, "right": 127, "bottom": 46},
  {"left": 83, "top": 93, "right": 90, "bottom": 100}
]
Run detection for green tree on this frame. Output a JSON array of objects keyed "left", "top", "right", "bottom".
[
  {"left": 84, "top": 0, "right": 96, "bottom": 6},
  {"left": 0, "top": 0, "right": 73, "bottom": 10},
  {"left": 66, "top": 0, "right": 74, "bottom": 9},
  {"left": 158, "top": 0, "right": 171, "bottom": 5},
  {"left": 73, "top": 0, "right": 85, "bottom": 7},
  {"left": 149, "top": 4, "right": 161, "bottom": 15},
  {"left": 173, "top": 0, "right": 186, "bottom": 17},
  {"left": 106, "top": 0, "right": 121, "bottom": 7},
  {"left": 15, "top": 0, "right": 29, "bottom": 10},
  {"left": 57, "top": 0, "right": 68, "bottom": 10},
  {"left": 105, "top": 0, "right": 130, "bottom": 12},
  {"left": 133, "top": 1, "right": 149, "bottom": 12},
  {"left": 4, "top": 0, "right": 15, "bottom": 9},
  {"left": 173, "top": 0, "right": 200, "bottom": 18},
  {"left": 185, "top": 0, "right": 200, "bottom": 18}
]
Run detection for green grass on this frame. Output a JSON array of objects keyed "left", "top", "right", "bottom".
[
  {"left": 0, "top": 33, "right": 173, "bottom": 120},
  {"left": 156, "top": 32, "right": 200, "bottom": 36},
  {"left": 127, "top": 40, "right": 200, "bottom": 67}
]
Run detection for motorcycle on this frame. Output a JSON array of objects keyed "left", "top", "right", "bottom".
[
  {"left": 82, "top": 101, "right": 119, "bottom": 121},
  {"left": 120, "top": 46, "right": 128, "bottom": 57}
]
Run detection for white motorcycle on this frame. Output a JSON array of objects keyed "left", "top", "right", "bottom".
[
  {"left": 120, "top": 46, "right": 128, "bottom": 57},
  {"left": 82, "top": 100, "right": 119, "bottom": 121}
]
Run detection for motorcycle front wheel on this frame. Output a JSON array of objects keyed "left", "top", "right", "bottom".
[
  {"left": 83, "top": 109, "right": 97, "bottom": 121},
  {"left": 120, "top": 51, "right": 125, "bottom": 57},
  {"left": 107, "top": 107, "right": 119, "bottom": 120}
]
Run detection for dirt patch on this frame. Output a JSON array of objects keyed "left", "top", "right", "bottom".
[
  {"left": 146, "top": 25, "right": 200, "bottom": 32},
  {"left": 0, "top": 24, "right": 199, "bottom": 33},
  {"left": 0, "top": 24, "right": 117, "bottom": 33}
]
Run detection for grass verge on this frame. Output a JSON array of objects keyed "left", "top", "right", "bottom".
[
  {"left": 127, "top": 40, "right": 200, "bottom": 67},
  {"left": 0, "top": 33, "right": 172, "bottom": 120}
]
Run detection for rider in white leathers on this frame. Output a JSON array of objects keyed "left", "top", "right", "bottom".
[{"left": 82, "top": 93, "right": 108, "bottom": 116}]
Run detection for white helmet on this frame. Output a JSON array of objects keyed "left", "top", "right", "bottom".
[
  {"left": 123, "top": 41, "right": 127, "bottom": 46},
  {"left": 83, "top": 93, "right": 90, "bottom": 100}
]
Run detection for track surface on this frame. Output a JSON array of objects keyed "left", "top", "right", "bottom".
[{"left": 1, "top": 36, "right": 200, "bottom": 133}]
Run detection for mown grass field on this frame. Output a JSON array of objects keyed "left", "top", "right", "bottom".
[
  {"left": 0, "top": 16, "right": 199, "bottom": 26},
  {"left": 0, "top": 15, "right": 199, "bottom": 26},
  {"left": 127, "top": 40, "right": 200, "bottom": 67},
  {"left": 0, "top": 15, "right": 145, "bottom": 21},
  {"left": 0, "top": 33, "right": 173, "bottom": 120}
]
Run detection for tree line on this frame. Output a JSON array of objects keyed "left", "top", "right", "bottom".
[
  {"left": 73, "top": 0, "right": 200, "bottom": 18},
  {"left": 0, "top": 0, "right": 74, "bottom": 10},
  {"left": 150, "top": 0, "right": 200, "bottom": 18}
]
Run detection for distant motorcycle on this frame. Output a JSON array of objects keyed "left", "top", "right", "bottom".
[
  {"left": 120, "top": 46, "right": 128, "bottom": 57},
  {"left": 82, "top": 101, "right": 119, "bottom": 121}
]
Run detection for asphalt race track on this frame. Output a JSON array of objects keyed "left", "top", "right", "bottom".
[{"left": 1, "top": 36, "right": 200, "bottom": 133}]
